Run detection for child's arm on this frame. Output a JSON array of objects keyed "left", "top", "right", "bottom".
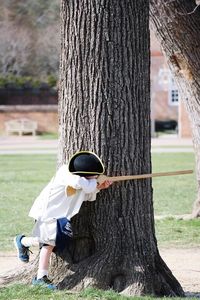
[
  {"left": 65, "top": 173, "right": 112, "bottom": 197},
  {"left": 66, "top": 173, "right": 97, "bottom": 194},
  {"left": 77, "top": 177, "right": 97, "bottom": 193},
  {"left": 84, "top": 180, "right": 112, "bottom": 202}
]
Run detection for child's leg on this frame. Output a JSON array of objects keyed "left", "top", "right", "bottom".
[
  {"left": 21, "top": 236, "right": 39, "bottom": 247},
  {"left": 37, "top": 245, "right": 54, "bottom": 280}
]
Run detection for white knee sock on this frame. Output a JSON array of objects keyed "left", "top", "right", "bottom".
[
  {"left": 21, "top": 236, "right": 39, "bottom": 247},
  {"left": 37, "top": 269, "right": 48, "bottom": 280}
]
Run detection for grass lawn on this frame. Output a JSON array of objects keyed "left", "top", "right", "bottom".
[
  {"left": 0, "top": 152, "right": 197, "bottom": 250},
  {"left": 153, "top": 152, "right": 198, "bottom": 248},
  {"left": 0, "top": 155, "right": 57, "bottom": 251},
  {"left": 152, "top": 152, "right": 196, "bottom": 216},
  {"left": 1, "top": 285, "right": 198, "bottom": 300},
  {"left": 0, "top": 152, "right": 199, "bottom": 299}
]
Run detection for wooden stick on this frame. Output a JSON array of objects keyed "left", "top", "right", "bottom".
[
  {"left": 66, "top": 169, "right": 193, "bottom": 196},
  {"left": 97, "top": 169, "right": 193, "bottom": 184}
]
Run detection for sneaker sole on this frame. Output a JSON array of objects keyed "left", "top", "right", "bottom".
[{"left": 14, "top": 236, "right": 29, "bottom": 263}]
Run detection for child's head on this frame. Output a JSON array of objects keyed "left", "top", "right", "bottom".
[{"left": 68, "top": 151, "right": 104, "bottom": 177}]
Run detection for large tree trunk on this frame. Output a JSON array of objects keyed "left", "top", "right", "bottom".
[
  {"left": 54, "top": 0, "right": 184, "bottom": 296},
  {"left": 0, "top": 1, "right": 184, "bottom": 296},
  {"left": 150, "top": 0, "right": 200, "bottom": 217}
]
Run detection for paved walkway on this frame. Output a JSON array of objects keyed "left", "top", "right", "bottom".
[
  {"left": 152, "top": 135, "right": 192, "bottom": 147},
  {"left": 152, "top": 135, "right": 193, "bottom": 153},
  {"left": 0, "top": 135, "right": 58, "bottom": 154},
  {"left": 0, "top": 134, "right": 193, "bottom": 154}
]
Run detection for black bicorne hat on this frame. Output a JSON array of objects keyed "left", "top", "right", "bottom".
[{"left": 68, "top": 151, "right": 105, "bottom": 176}]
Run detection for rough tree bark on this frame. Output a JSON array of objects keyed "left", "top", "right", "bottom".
[
  {"left": 54, "top": 0, "right": 184, "bottom": 296},
  {"left": 150, "top": 0, "right": 200, "bottom": 217}
]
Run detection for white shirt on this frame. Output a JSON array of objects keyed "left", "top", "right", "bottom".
[
  {"left": 29, "top": 164, "right": 99, "bottom": 221},
  {"left": 28, "top": 165, "right": 99, "bottom": 244}
]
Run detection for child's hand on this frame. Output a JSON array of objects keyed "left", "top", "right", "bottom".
[{"left": 97, "top": 180, "right": 113, "bottom": 190}]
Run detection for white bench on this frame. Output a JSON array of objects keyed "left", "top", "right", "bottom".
[{"left": 5, "top": 118, "right": 38, "bottom": 136}]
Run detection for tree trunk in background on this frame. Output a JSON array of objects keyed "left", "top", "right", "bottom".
[
  {"left": 55, "top": 0, "right": 184, "bottom": 296},
  {"left": 150, "top": 0, "right": 200, "bottom": 217}
]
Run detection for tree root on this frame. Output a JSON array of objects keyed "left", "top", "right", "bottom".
[
  {"left": 154, "top": 252, "right": 185, "bottom": 297},
  {"left": 50, "top": 250, "right": 185, "bottom": 297}
]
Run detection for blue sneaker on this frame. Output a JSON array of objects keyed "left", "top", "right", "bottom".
[
  {"left": 14, "top": 234, "right": 30, "bottom": 263},
  {"left": 32, "top": 276, "right": 57, "bottom": 290}
]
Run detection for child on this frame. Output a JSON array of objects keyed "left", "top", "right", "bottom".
[{"left": 14, "top": 151, "right": 112, "bottom": 289}]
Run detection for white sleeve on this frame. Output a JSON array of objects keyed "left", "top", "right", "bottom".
[
  {"left": 65, "top": 172, "right": 97, "bottom": 193},
  {"left": 74, "top": 177, "right": 97, "bottom": 193},
  {"left": 55, "top": 166, "right": 97, "bottom": 193}
]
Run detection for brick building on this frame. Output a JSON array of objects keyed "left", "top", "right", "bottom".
[{"left": 151, "top": 33, "right": 192, "bottom": 138}]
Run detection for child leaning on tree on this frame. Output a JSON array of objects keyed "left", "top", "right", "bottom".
[{"left": 14, "top": 151, "right": 112, "bottom": 289}]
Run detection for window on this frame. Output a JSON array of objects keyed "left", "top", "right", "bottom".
[{"left": 168, "top": 77, "right": 179, "bottom": 106}]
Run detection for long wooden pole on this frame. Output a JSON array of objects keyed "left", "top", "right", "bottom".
[
  {"left": 66, "top": 169, "right": 193, "bottom": 196},
  {"left": 97, "top": 169, "right": 193, "bottom": 184}
]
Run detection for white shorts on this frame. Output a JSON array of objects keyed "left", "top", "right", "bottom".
[{"left": 32, "top": 217, "right": 57, "bottom": 246}]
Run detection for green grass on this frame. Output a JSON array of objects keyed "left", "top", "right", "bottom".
[
  {"left": 0, "top": 152, "right": 197, "bottom": 250},
  {"left": 152, "top": 152, "right": 197, "bottom": 247},
  {"left": 155, "top": 218, "right": 200, "bottom": 247},
  {"left": 152, "top": 153, "right": 196, "bottom": 215},
  {"left": 0, "top": 154, "right": 56, "bottom": 251},
  {"left": 0, "top": 285, "right": 132, "bottom": 300},
  {"left": 0, "top": 286, "right": 199, "bottom": 300}
]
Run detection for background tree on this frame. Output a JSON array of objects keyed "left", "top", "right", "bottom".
[
  {"left": 36, "top": 24, "right": 60, "bottom": 78},
  {"left": 150, "top": 0, "right": 200, "bottom": 217},
  {"left": 0, "top": 22, "right": 31, "bottom": 76},
  {"left": 55, "top": 0, "right": 184, "bottom": 296},
  {"left": 0, "top": 0, "right": 60, "bottom": 79}
]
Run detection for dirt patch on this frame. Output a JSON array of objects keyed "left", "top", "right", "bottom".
[
  {"left": 0, "top": 248, "right": 200, "bottom": 295},
  {"left": 0, "top": 251, "right": 37, "bottom": 276},
  {"left": 0, "top": 252, "right": 21, "bottom": 273},
  {"left": 160, "top": 248, "right": 200, "bottom": 296}
]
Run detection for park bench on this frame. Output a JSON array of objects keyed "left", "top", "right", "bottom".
[{"left": 5, "top": 118, "right": 38, "bottom": 136}]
